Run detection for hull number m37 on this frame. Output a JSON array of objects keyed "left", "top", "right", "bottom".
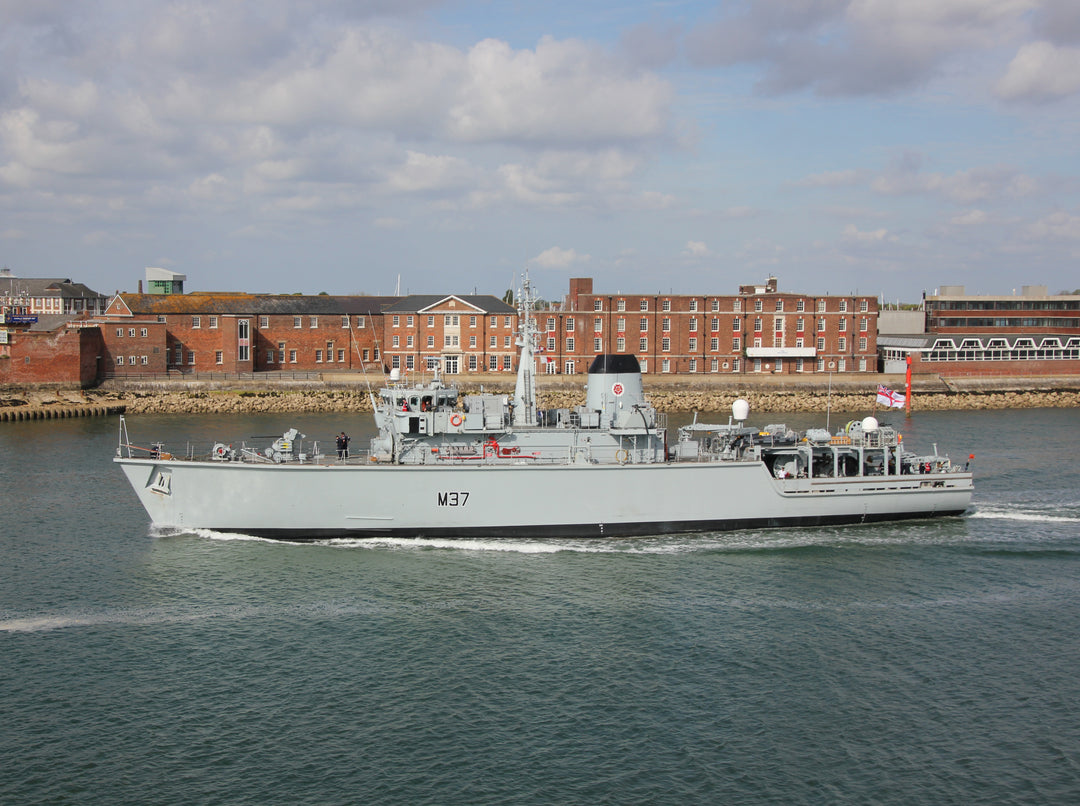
[{"left": 438, "top": 491, "right": 470, "bottom": 506}]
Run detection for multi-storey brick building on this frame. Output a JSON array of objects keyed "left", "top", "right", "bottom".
[
  {"left": 101, "top": 291, "right": 517, "bottom": 377},
  {"left": 380, "top": 295, "right": 519, "bottom": 375},
  {"left": 103, "top": 293, "right": 398, "bottom": 374},
  {"left": 551, "top": 277, "right": 878, "bottom": 375},
  {"left": 3, "top": 274, "right": 883, "bottom": 385}
]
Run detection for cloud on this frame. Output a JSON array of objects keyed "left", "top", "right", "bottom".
[
  {"left": 1029, "top": 211, "right": 1080, "bottom": 240},
  {"left": 0, "top": 4, "right": 677, "bottom": 232},
  {"left": 686, "top": 0, "right": 1032, "bottom": 97},
  {"left": 618, "top": 21, "right": 682, "bottom": 70},
  {"left": 871, "top": 163, "right": 1038, "bottom": 204},
  {"left": 529, "top": 246, "right": 591, "bottom": 269},
  {"left": 682, "top": 240, "right": 713, "bottom": 258},
  {"left": 448, "top": 37, "right": 673, "bottom": 144},
  {"left": 1032, "top": 0, "right": 1080, "bottom": 46},
  {"left": 458, "top": 148, "right": 668, "bottom": 212},
  {"left": 842, "top": 224, "right": 898, "bottom": 243},
  {"left": 996, "top": 41, "right": 1080, "bottom": 102},
  {"left": 795, "top": 169, "right": 863, "bottom": 188},
  {"left": 380, "top": 151, "right": 473, "bottom": 195},
  {"left": 950, "top": 209, "right": 988, "bottom": 227}
]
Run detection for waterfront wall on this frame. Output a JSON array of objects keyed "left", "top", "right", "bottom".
[
  {"left": 0, "top": 404, "right": 126, "bottom": 422},
  {"left": 4, "top": 374, "right": 1078, "bottom": 420}
]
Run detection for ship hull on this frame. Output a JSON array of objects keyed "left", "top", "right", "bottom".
[{"left": 116, "top": 457, "right": 973, "bottom": 540}]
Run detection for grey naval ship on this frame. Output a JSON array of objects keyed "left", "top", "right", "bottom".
[{"left": 115, "top": 275, "right": 974, "bottom": 540}]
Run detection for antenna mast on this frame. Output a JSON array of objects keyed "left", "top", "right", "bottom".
[{"left": 511, "top": 270, "right": 539, "bottom": 426}]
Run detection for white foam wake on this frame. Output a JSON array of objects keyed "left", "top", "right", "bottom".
[
  {"left": 152, "top": 526, "right": 282, "bottom": 543},
  {"left": 968, "top": 505, "right": 1080, "bottom": 524},
  {"left": 0, "top": 601, "right": 383, "bottom": 633},
  {"left": 321, "top": 536, "right": 607, "bottom": 554}
]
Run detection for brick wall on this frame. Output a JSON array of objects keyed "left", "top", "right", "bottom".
[
  {"left": 79, "top": 327, "right": 104, "bottom": 385},
  {"left": 0, "top": 325, "right": 101, "bottom": 386},
  {"left": 99, "top": 320, "right": 169, "bottom": 376},
  {"left": 253, "top": 313, "right": 383, "bottom": 371}
]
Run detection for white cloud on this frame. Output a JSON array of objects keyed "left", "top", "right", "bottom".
[
  {"left": 448, "top": 37, "right": 673, "bottom": 144},
  {"left": 0, "top": 5, "right": 675, "bottom": 232},
  {"left": 492, "top": 163, "right": 584, "bottom": 207},
  {"left": 996, "top": 41, "right": 1080, "bottom": 102},
  {"left": 381, "top": 151, "right": 473, "bottom": 194},
  {"left": 950, "top": 209, "right": 988, "bottom": 226},
  {"left": 188, "top": 173, "right": 230, "bottom": 201},
  {"left": 796, "top": 169, "right": 863, "bottom": 188},
  {"left": 686, "top": 0, "right": 1034, "bottom": 96},
  {"left": 871, "top": 165, "right": 1038, "bottom": 203},
  {"left": 1029, "top": 211, "right": 1080, "bottom": 240},
  {"left": 81, "top": 230, "right": 114, "bottom": 246},
  {"left": 842, "top": 224, "right": 898, "bottom": 243},
  {"left": 529, "top": 246, "right": 591, "bottom": 269},
  {"left": 682, "top": 240, "right": 713, "bottom": 258}
]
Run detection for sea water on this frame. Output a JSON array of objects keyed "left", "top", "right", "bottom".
[{"left": 1, "top": 408, "right": 1079, "bottom": 805}]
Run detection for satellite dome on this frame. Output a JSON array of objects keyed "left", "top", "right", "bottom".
[
  {"left": 861, "top": 416, "right": 879, "bottom": 432},
  {"left": 732, "top": 398, "right": 750, "bottom": 422}
]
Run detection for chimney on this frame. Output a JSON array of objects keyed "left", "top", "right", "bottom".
[{"left": 138, "top": 280, "right": 143, "bottom": 293}]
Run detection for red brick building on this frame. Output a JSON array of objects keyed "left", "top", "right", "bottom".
[
  {"left": 551, "top": 277, "right": 878, "bottom": 375},
  {"left": 380, "top": 295, "right": 519, "bottom": 375},
  {"left": 102, "top": 293, "right": 398, "bottom": 374},
  {"left": 97, "top": 317, "right": 170, "bottom": 376},
  {"left": 2, "top": 277, "right": 880, "bottom": 385}
]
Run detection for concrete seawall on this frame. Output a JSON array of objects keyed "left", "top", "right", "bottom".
[{"left": 3, "top": 374, "right": 1079, "bottom": 419}]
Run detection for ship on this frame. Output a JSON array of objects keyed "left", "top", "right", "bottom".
[{"left": 115, "top": 274, "right": 974, "bottom": 540}]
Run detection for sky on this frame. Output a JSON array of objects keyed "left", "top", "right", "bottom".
[{"left": 2, "top": 0, "right": 1079, "bottom": 303}]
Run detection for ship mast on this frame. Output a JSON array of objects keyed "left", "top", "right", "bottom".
[{"left": 511, "top": 270, "right": 538, "bottom": 426}]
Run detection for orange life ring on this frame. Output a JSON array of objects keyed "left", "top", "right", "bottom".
[{"left": 450, "top": 413, "right": 463, "bottom": 427}]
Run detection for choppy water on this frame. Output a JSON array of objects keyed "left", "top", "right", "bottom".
[{"left": 2, "top": 408, "right": 1079, "bottom": 805}]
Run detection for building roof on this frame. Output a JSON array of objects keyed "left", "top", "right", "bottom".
[
  {"left": 877, "top": 335, "right": 933, "bottom": 350},
  {"left": 383, "top": 294, "right": 516, "bottom": 314},
  {"left": 146, "top": 267, "right": 187, "bottom": 282},
  {"left": 1, "top": 277, "right": 106, "bottom": 299},
  {"left": 112, "top": 293, "right": 402, "bottom": 316},
  {"left": 26, "top": 315, "right": 79, "bottom": 332}
]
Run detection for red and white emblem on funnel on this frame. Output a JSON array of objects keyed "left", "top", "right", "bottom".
[{"left": 612, "top": 382, "right": 624, "bottom": 396}]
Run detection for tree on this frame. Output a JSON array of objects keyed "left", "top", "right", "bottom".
[{"left": 502, "top": 289, "right": 514, "bottom": 305}]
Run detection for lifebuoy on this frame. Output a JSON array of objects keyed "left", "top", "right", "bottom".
[
  {"left": 450, "top": 413, "right": 463, "bottom": 427},
  {"left": 615, "top": 449, "right": 629, "bottom": 464}
]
